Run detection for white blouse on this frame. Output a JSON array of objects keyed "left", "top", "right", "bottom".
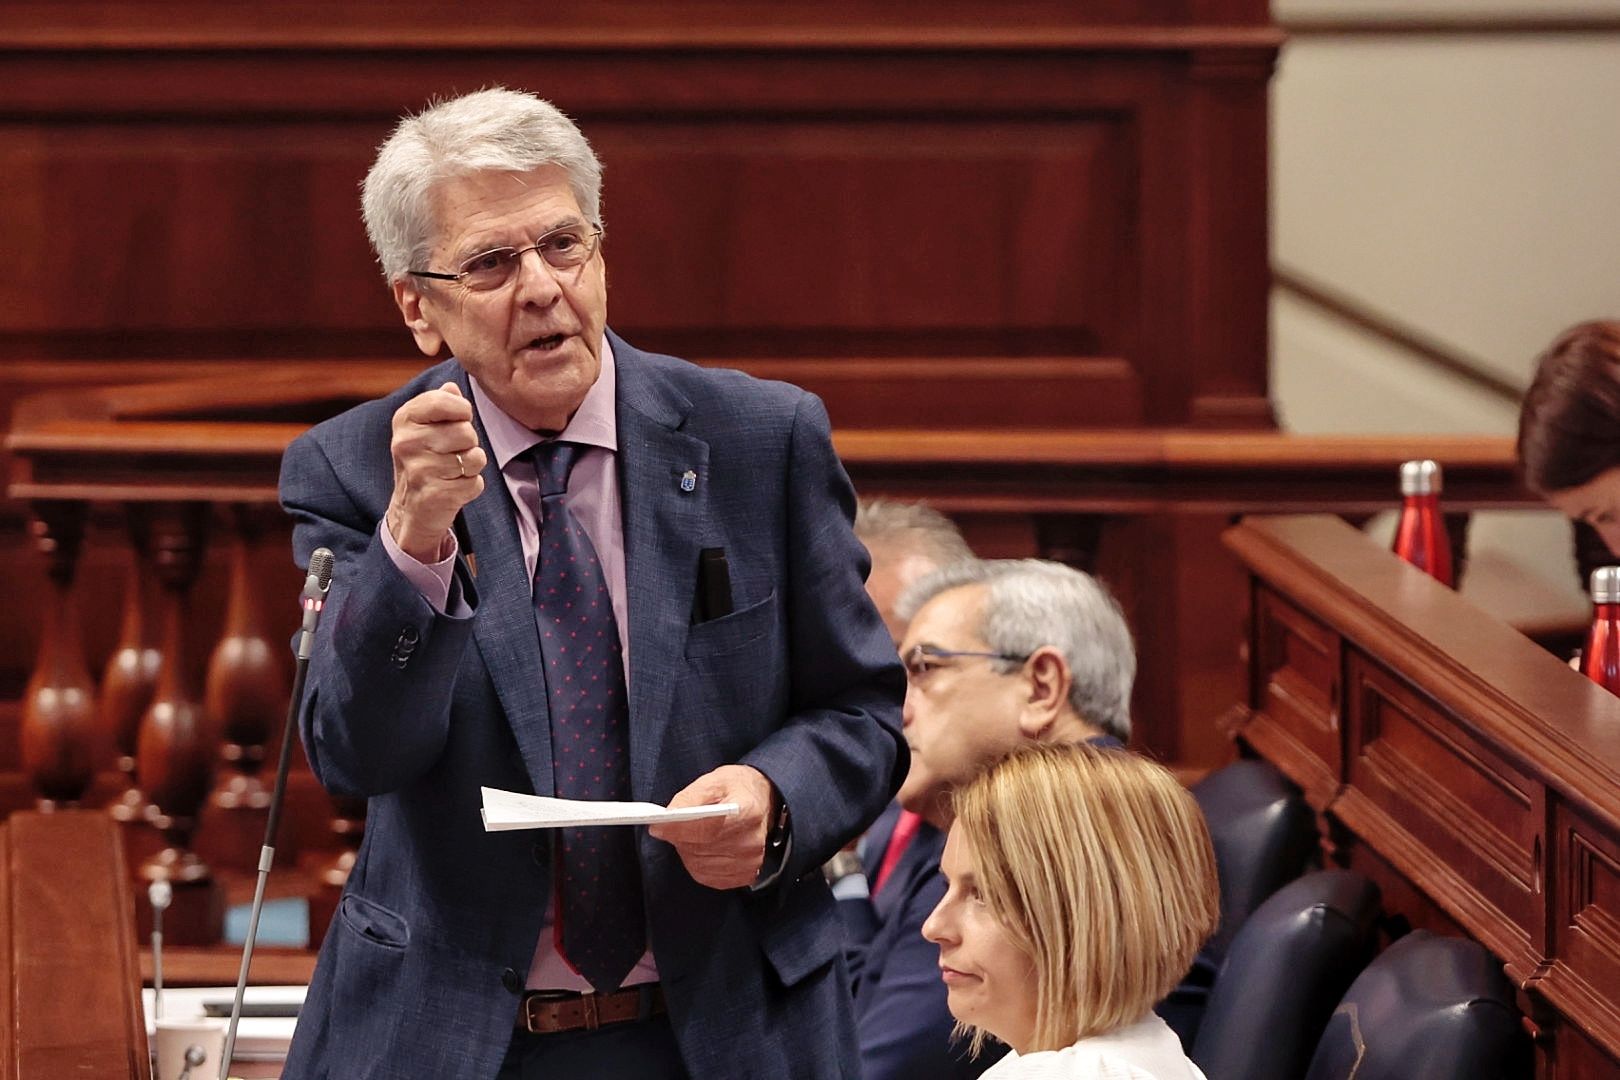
[{"left": 979, "top": 1013, "right": 1208, "bottom": 1080}]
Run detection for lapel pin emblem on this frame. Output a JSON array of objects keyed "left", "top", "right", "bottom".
[{"left": 680, "top": 469, "right": 698, "bottom": 493}]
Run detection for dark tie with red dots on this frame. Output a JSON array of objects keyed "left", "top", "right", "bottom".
[{"left": 529, "top": 440, "right": 645, "bottom": 993}]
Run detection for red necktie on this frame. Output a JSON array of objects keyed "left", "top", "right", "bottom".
[{"left": 871, "top": 809, "right": 922, "bottom": 896}]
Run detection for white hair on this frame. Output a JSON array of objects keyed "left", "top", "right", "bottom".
[
  {"left": 898, "top": 559, "right": 1135, "bottom": 741},
  {"left": 361, "top": 87, "right": 604, "bottom": 282},
  {"left": 854, "top": 498, "right": 974, "bottom": 566}
]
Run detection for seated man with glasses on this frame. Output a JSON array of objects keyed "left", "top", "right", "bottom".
[
  {"left": 278, "top": 87, "right": 905, "bottom": 1080},
  {"left": 832, "top": 558, "right": 1131, "bottom": 1079}
]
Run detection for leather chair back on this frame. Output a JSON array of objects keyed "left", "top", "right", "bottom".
[
  {"left": 1160, "top": 758, "right": 1317, "bottom": 1046},
  {"left": 1194, "top": 758, "right": 1318, "bottom": 963},
  {"left": 1305, "top": 930, "right": 1530, "bottom": 1080},
  {"left": 1192, "top": 869, "right": 1380, "bottom": 1080}
]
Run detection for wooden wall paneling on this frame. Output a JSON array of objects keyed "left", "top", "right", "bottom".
[
  {"left": 1167, "top": 513, "right": 1248, "bottom": 766},
  {"left": 0, "top": 119, "right": 398, "bottom": 351},
  {"left": 1549, "top": 1018, "right": 1620, "bottom": 1080},
  {"left": 1546, "top": 798, "right": 1620, "bottom": 1067},
  {"left": 1089, "top": 514, "right": 1171, "bottom": 758},
  {"left": 0, "top": 60, "right": 1168, "bottom": 422},
  {"left": 1339, "top": 651, "right": 1544, "bottom": 979},
  {"left": 600, "top": 103, "right": 1139, "bottom": 370},
  {"left": 713, "top": 359, "right": 1144, "bottom": 431},
  {"left": 1181, "top": 45, "right": 1275, "bottom": 427},
  {"left": 1248, "top": 586, "right": 1342, "bottom": 806},
  {"left": 1339, "top": 840, "right": 1468, "bottom": 941},
  {"left": 952, "top": 512, "right": 1041, "bottom": 561},
  {"left": 0, "top": 24, "right": 1282, "bottom": 435}
]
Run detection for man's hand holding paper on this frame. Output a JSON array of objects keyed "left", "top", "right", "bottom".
[{"left": 649, "top": 764, "right": 775, "bottom": 890}]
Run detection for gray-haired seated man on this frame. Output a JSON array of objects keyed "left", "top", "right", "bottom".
[{"left": 833, "top": 559, "right": 1134, "bottom": 1079}]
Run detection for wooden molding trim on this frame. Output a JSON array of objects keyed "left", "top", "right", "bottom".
[
  {"left": 0, "top": 8, "right": 1285, "bottom": 53},
  {"left": 1273, "top": 265, "right": 1524, "bottom": 406},
  {"left": 1282, "top": 15, "right": 1620, "bottom": 37}
]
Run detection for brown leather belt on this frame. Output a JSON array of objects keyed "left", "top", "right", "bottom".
[{"left": 516, "top": 985, "right": 666, "bottom": 1034}]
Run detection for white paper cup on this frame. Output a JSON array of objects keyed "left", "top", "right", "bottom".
[{"left": 153, "top": 1017, "right": 227, "bottom": 1080}]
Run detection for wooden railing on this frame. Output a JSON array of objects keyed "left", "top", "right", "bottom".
[
  {"left": 1224, "top": 514, "right": 1620, "bottom": 1078},
  {"left": 0, "top": 810, "right": 147, "bottom": 1079}
]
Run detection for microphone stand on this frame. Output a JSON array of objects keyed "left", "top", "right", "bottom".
[
  {"left": 218, "top": 548, "right": 332, "bottom": 1079},
  {"left": 150, "top": 880, "right": 172, "bottom": 1020}
]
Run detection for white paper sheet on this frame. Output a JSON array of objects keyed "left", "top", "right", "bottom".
[{"left": 480, "top": 786, "right": 739, "bottom": 831}]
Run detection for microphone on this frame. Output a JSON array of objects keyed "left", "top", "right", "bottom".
[
  {"left": 218, "top": 547, "right": 333, "bottom": 1078},
  {"left": 296, "top": 547, "right": 335, "bottom": 658}
]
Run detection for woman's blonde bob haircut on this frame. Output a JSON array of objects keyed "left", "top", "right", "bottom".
[{"left": 951, "top": 743, "right": 1219, "bottom": 1054}]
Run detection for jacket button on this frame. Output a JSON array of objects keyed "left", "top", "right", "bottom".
[
  {"left": 501, "top": 967, "right": 522, "bottom": 994},
  {"left": 401, "top": 626, "right": 420, "bottom": 644},
  {"left": 531, "top": 841, "right": 547, "bottom": 867}
]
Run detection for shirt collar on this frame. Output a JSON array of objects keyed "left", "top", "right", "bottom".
[{"left": 469, "top": 334, "right": 618, "bottom": 470}]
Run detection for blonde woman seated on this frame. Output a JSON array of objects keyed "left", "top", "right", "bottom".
[{"left": 923, "top": 743, "right": 1218, "bottom": 1079}]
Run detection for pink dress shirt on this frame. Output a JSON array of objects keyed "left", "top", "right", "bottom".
[{"left": 380, "top": 339, "right": 658, "bottom": 991}]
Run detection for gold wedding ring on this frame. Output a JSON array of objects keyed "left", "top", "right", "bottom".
[{"left": 455, "top": 452, "right": 468, "bottom": 478}]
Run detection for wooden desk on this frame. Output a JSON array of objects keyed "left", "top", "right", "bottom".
[
  {"left": 0, "top": 811, "right": 147, "bottom": 1078},
  {"left": 1225, "top": 515, "right": 1620, "bottom": 1078}
]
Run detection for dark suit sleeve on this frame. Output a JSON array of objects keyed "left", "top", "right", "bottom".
[
  {"left": 738, "top": 391, "right": 908, "bottom": 881},
  {"left": 280, "top": 429, "right": 476, "bottom": 796},
  {"left": 840, "top": 893, "right": 883, "bottom": 985},
  {"left": 855, "top": 871, "right": 990, "bottom": 1080}
]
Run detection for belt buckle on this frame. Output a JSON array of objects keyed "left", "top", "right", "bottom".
[{"left": 520, "top": 993, "right": 545, "bottom": 1034}]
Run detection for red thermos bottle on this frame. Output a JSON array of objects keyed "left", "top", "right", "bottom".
[
  {"left": 1392, "top": 459, "right": 1453, "bottom": 586},
  {"left": 1583, "top": 567, "right": 1620, "bottom": 695}
]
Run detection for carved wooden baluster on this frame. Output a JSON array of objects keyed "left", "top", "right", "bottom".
[
  {"left": 135, "top": 503, "right": 223, "bottom": 944},
  {"left": 309, "top": 795, "right": 367, "bottom": 945},
  {"left": 199, "top": 505, "right": 289, "bottom": 873},
  {"left": 100, "top": 505, "right": 165, "bottom": 858},
  {"left": 20, "top": 501, "right": 97, "bottom": 809}
]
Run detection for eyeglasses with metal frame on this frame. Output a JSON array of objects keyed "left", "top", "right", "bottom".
[
  {"left": 407, "top": 224, "right": 603, "bottom": 292},
  {"left": 901, "top": 644, "right": 1029, "bottom": 682}
]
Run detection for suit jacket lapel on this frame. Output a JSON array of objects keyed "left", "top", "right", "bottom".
[
  {"left": 614, "top": 338, "right": 710, "bottom": 799},
  {"left": 454, "top": 365, "right": 556, "bottom": 798},
  {"left": 859, "top": 801, "right": 903, "bottom": 866}
]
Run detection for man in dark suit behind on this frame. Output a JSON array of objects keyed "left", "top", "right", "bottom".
[
  {"left": 834, "top": 558, "right": 1134, "bottom": 1079},
  {"left": 278, "top": 87, "right": 906, "bottom": 1080}
]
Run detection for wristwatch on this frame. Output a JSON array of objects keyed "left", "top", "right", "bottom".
[
  {"left": 822, "top": 849, "right": 863, "bottom": 886},
  {"left": 766, "top": 795, "right": 792, "bottom": 852},
  {"left": 751, "top": 790, "right": 794, "bottom": 891}
]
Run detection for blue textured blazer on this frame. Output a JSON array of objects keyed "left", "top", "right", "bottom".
[{"left": 277, "top": 333, "right": 907, "bottom": 1080}]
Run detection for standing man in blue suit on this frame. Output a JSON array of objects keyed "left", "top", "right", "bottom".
[{"left": 278, "top": 87, "right": 906, "bottom": 1080}]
